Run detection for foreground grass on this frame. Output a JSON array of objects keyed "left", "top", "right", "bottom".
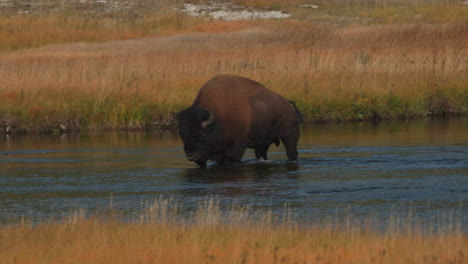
[
  {"left": 0, "top": 0, "right": 467, "bottom": 133},
  {"left": 0, "top": 200, "right": 465, "bottom": 264},
  {"left": 2, "top": 219, "right": 465, "bottom": 264}
]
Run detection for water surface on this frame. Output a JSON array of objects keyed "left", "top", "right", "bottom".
[{"left": 1, "top": 118, "right": 467, "bottom": 227}]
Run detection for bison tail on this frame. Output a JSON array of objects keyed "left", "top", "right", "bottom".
[{"left": 289, "top": 100, "right": 304, "bottom": 124}]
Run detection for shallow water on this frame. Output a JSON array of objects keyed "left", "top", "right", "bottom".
[{"left": 1, "top": 118, "right": 467, "bottom": 227}]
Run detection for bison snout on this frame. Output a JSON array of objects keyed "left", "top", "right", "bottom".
[{"left": 186, "top": 153, "right": 199, "bottom": 161}]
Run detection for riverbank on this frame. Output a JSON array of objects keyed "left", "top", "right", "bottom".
[
  {"left": 0, "top": 0, "right": 467, "bottom": 134},
  {"left": 0, "top": 200, "right": 465, "bottom": 264}
]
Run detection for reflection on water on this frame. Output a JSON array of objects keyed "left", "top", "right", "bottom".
[{"left": 0, "top": 118, "right": 467, "bottom": 227}]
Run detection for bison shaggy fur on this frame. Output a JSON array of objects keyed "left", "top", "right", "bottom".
[{"left": 176, "top": 74, "right": 301, "bottom": 167}]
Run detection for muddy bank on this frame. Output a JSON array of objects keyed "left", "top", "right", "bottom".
[{"left": 1, "top": 114, "right": 465, "bottom": 135}]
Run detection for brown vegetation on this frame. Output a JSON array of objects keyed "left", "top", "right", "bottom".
[
  {"left": 0, "top": 0, "right": 467, "bottom": 133},
  {"left": 0, "top": 200, "right": 465, "bottom": 264}
]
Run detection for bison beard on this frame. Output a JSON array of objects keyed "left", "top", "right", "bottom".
[{"left": 176, "top": 75, "right": 301, "bottom": 167}]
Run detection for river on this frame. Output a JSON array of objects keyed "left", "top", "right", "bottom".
[{"left": 1, "top": 118, "right": 467, "bottom": 228}]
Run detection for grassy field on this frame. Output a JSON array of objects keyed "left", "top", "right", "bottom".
[
  {"left": 0, "top": 199, "right": 465, "bottom": 264},
  {"left": 0, "top": 0, "right": 467, "bottom": 133}
]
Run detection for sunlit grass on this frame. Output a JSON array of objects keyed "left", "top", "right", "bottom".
[
  {"left": 0, "top": 8, "right": 209, "bottom": 52},
  {"left": 0, "top": 0, "right": 467, "bottom": 133},
  {"left": 305, "top": 0, "right": 468, "bottom": 23},
  {"left": 0, "top": 199, "right": 465, "bottom": 264}
]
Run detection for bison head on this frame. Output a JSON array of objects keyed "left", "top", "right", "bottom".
[{"left": 176, "top": 105, "right": 217, "bottom": 167}]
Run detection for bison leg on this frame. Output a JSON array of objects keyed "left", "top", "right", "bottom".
[
  {"left": 281, "top": 134, "right": 299, "bottom": 162},
  {"left": 254, "top": 145, "right": 270, "bottom": 160},
  {"left": 225, "top": 142, "right": 247, "bottom": 164},
  {"left": 195, "top": 160, "right": 207, "bottom": 168}
]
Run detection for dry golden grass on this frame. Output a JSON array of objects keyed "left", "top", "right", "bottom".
[
  {"left": 0, "top": 0, "right": 467, "bottom": 132},
  {"left": 0, "top": 8, "right": 209, "bottom": 52},
  {"left": 0, "top": 200, "right": 465, "bottom": 264}
]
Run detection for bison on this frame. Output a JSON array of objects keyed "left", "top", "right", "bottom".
[{"left": 176, "top": 74, "right": 301, "bottom": 167}]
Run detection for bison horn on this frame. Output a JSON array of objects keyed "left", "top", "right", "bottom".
[{"left": 201, "top": 110, "right": 215, "bottom": 128}]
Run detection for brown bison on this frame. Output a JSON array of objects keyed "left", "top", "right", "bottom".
[{"left": 176, "top": 75, "right": 301, "bottom": 167}]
